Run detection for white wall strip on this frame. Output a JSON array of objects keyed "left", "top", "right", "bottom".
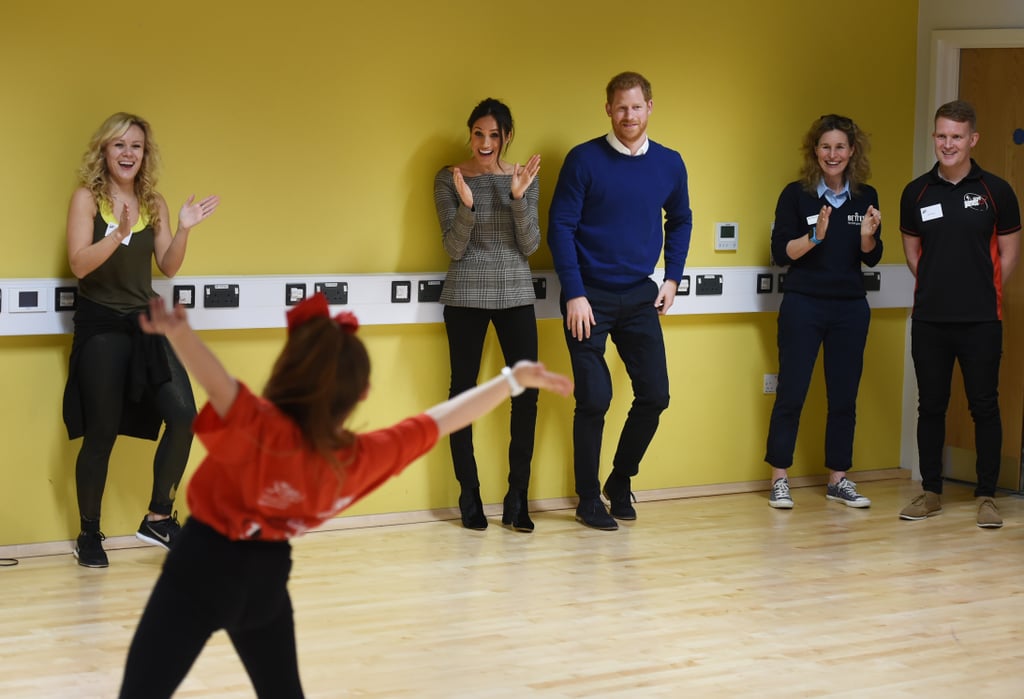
[{"left": 0, "top": 265, "right": 915, "bottom": 336}]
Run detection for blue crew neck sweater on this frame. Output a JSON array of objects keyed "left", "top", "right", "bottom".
[{"left": 548, "top": 136, "right": 692, "bottom": 299}]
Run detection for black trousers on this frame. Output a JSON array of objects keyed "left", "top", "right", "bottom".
[
  {"left": 119, "top": 519, "right": 302, "bottom": 699},
  {"left": 443, "top": 304, "right": 539, "bottom": 491},
  {"left": 911, "top": 319, "right": 1003, "bottom": 497}
]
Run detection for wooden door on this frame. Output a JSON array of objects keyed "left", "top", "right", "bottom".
[{"left": 945, "top": 47, "right": 1024, "bottom": 492}]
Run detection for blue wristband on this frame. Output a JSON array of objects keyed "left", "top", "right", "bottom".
[{"left": 809, "top": 226, "right": 822, "bottom": 245}]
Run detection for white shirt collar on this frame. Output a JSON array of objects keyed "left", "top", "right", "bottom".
[{"left": 606, "top": 132, "right": 649, "bottom": 156}]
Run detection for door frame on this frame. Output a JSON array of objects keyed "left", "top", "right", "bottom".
[{"left": 922, "top": 29, "right": 1024, "bottom": 172}]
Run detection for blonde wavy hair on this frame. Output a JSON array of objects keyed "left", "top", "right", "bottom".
[
  {"left": 78, "top": 112, "right": 162, "bottom": 229},
  {"left": 799, "top": 114, "right": 871, "bottom": 196}
]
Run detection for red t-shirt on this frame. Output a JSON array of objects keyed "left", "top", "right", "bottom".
[{"left": 187, "top": 382, "right": 439, "bottom": 540}]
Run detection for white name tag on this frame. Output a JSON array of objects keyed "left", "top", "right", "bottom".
[
  {"left": 920, "top": 203, "right": 943, "bottom": 222},
  {"left": 104, "top": 221, "right": 132, "bottom": 246},
  {"left": 806, "top": 214, "right": 819, "bottom": 226}
]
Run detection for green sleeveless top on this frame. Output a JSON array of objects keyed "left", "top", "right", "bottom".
[{"left": 77, "top": 199, "right": 158, "bottom": 313}]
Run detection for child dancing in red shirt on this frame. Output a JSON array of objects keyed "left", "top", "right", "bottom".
[{"left": 118, "top": 293, "right": 572, "bottom": 698}]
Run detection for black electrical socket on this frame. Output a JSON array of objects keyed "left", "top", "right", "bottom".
[
  {"left": 532, "top": 277, "right": 547, "bottom": 299},
  {"left": 417, "top": 280, "right": 444, "bottom": 302},
  {"left": 756, "top": 273, "right": 773, "bottom": 294},
  {"left": 314, "top": 282, "right": 349, "bottom": 305},
  {"left": 204, "top": 284, "right": 240, "bottom": 308},
  {"left": 695, "top": 274, "right": 723, "bottom": 295},
  {"left": 862, "top": 272, "right": 881, "bottom": 291},
  {"left": 676, "top": 275, "right": 691, "bottom": 295}
]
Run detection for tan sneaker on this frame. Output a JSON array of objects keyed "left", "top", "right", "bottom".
[
  {"left": 976, "top": 497, "right": 1003, "bottom": 529},
  {"left": 899, "top": 492, "right": 942, "bottom": 520}
]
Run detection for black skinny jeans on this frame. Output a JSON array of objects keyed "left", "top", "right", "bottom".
[
  {"left": 119, "top": 519, "right": 302, "bottom": 699},
  {"left": 443, "top": 304, "right": 539, "bottom": 492},
  {"left": 75, "top": 331, "right": 196, "bottom": 520},
  {"left": 912, "top": 319, "right": 1003, "bottom": 497}
]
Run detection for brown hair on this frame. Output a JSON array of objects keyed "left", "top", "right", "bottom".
[
  {"left": 799, "top": 114, "right": 872, "bottom": 196},
  {"left": 935, "top": 99, "right": 977, "bottom": 131},
  {"left": 263, "top": 317, "right": 371, "bottom": 465},
  {"left": 606, "top": 71, "right": 652, "bottom": 103}
]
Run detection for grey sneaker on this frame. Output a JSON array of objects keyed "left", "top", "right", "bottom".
[
  {"left": 977, "top": 497, "right": 1003, "bottom": 529},
  {"left": 899, "top": 492, "right": 942, "bottom": 520},
  {"left": 826, "top": 477, "right": 871, "bottom": 508},
  {"left": 769, "top": 478, "right": 794, "bottom": 509}
]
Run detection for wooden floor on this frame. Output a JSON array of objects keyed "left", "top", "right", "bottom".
[{"left": 1, "top": 478, "right": 1022, "bottom": 698}]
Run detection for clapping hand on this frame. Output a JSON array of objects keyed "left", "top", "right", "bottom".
[
  {"left": 860, "top": 205, "right": 881, "bottom": 237},
  {"left": 452, "top": 168, "right": 473, "bottom": 209},
  {"left": 815, "top": 204, "right": 833, "bottom": 241},
  {"left": 178, "top": 194, "right": 220, "bottom": 231},
  {"left": 510, "top": 154, "right": 541, "bottom": 200}
]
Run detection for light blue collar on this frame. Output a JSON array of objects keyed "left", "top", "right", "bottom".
[{"left": 817, "top": 179, "right": 850, "bottom": 208}]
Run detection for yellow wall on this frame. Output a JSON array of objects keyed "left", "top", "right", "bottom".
[{"left": 0, "top": 0, "right": 919, "bottom": 545}]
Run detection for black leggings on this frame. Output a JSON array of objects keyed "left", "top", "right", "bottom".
[
  {"left": 442, "top": 304, "right": 539, "bottom": 491},
  {"left": 119, "top": 519, "right": 302, "bottom": 698},
  {"left": 75, "top": 332, "right": 196, "bottom": 520}
]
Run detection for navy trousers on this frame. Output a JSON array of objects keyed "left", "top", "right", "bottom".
[
  {"left": 765, "top": 292, "right": 870, "bottom": 472},
  {"left": 561, "top": 280, "right": 670, "bottom": 499}
]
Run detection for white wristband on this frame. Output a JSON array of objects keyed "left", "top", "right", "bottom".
[{"left": 501, "top": 366, "right": 526, "bottom": 397}]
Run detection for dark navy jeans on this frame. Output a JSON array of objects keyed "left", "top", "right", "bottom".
[
  {"left": 561, "top": 280, "right": 670, "bottom": 499},
  {"left": 765, "top": 292, "right": 870, "bottom": 472}
]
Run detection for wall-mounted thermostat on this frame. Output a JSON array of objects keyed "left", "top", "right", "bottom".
[{"left": 715, "top": 222, "right": 739, "bottom": 251}]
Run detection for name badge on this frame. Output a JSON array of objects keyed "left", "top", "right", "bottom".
[
  {"left": 920, "top": 203, "right": 943, "bottom": 222},
  {"left": 805, "top": 214, "right": 819, "bottom": 226},
  {"left": 104, "top": 221, "right": 132, "bottom": 246}
]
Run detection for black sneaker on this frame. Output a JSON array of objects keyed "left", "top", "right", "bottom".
[
  {"left": 74, "top": 531, "right": 109, "bottom": 568},
  {"left": 136, "top": 512, "right": 181, "bottom": 550},
  {"left": 602, "top": 476, "right": 637, "bottom": 520},
  {"left": 575, "top": 498, "right": 618, "bottom": 530}
]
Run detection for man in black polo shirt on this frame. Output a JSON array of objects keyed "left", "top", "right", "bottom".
[{"left": 899, "top": 100, "right": 1021, "bottom": 528}]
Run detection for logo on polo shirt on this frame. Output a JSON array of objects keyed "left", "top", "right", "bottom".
[{"left": 964, "top": 193, "right": 989, "bottom": 211}]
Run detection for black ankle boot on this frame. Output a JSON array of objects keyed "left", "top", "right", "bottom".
[
  {"left": 458, "top": 488, "right": 488, "bottom": 530},
  {"left": 502, "top": 489, "right": 534, "bottom": 533}
]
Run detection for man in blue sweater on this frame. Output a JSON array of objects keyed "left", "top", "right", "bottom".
[{"left": 548, "top": 71, "right": 693, "bottom": 530}]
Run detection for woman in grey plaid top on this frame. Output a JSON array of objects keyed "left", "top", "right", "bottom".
[{"left": 433, "top": 98, "right": 542, "bottom": 532}]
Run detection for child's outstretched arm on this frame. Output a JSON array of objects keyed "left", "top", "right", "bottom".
[
  {"left": 425, "top": 361, "right": 572, "bottom": 438},
  {"left": 139, "top": 297, "right": 239, "bottom": 418}
]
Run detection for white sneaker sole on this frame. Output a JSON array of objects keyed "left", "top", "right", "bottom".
[
  {"left": 136, "top": 531, "right": 172, "bottom": 551},
  {"left": 826, "top": 494, "right": 871, "bottom": 508}
]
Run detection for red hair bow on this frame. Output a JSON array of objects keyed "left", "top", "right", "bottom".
[{"left": 286, "top": 292, "right": 359, "bottom": 335}]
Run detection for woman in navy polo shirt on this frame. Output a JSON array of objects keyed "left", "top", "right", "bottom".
[{"left": 764, "top": 114, "right": 882, "bottom": 510}]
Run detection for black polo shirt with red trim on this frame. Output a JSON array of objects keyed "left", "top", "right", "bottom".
[{"left": 899, "top": 159, "right": 1021, "bottom": 322}]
